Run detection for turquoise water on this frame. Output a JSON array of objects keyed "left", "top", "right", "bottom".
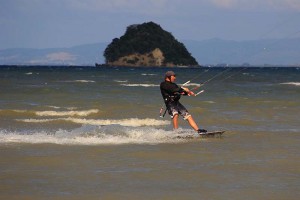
[{"left": 0, "top": 66, "right": 299, "bottom": 199}]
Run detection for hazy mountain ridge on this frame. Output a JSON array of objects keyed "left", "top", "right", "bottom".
[
  {"left": 184, "top": 38, "right": 300, "bottom": 66},
  {"left": 1, "top": 38, "right": 299, "bottom": 66},
  {"left": 0, "top": 43, "right": 108, "bottom": 66}
]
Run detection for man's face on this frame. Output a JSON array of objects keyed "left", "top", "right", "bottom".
[{"left": 170, "top": 75, "right": 176, "bottom": 82}]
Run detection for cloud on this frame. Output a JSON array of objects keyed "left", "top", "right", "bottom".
[
  {"left": 1, "top": 0, "right": 299, "bottom": 50},
  {"left": 63, "top": 0, "right": 300, "bottom": 12},
  {"left": 67, "top": 0, "right": 146, "bottom": 11},
  {"left": 3, "top": 0, "right": 299, "bottom": 18},
  {"left": 210, "top": 0, "right": 237, "bottom": 9},
  {"left": 209, "top": 0, "right": 300, "bottom": 11},
  {"left": 66, "top": 0, "right": 172, "bottom": 15},
  {"left": 3, "top": 0, "right": 300, "bottom": 16}
]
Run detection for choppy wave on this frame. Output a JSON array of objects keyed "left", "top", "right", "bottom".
[
  {"left": 121, "top": 84, "right": 159, "bottom": 87},
  {"left": 11, "top": 109, "right": 28, "bottom": 113},
  {"left": 203, "top": 101, "right": 215, "bottom": 104},
  {"left": 0, "top": 109, "right": 34, "bottom": 116},
  {"left": 141, "top": 73, "right": 157, "bottom": 76},
  {"left": 45, "top": 106, "right": 78, "bottom": 111},
  {"left": 17, "top": 117, "right": 170, "bottom": 127},
  {"left": 114, "top": 80, "right": 128, "bottom": 83},
  {"left": 59, "top": 80, "right": 95, "bottom": 83},
  {"left": 280, "top": 82, "right": 300, "bottom": 86},
  {"left": 0, "top": 126, "right": 194, "bottom": 145},
  {"left": 0, "top": 109, "right": 98, "bottom": 116},
  {"left": 47, "top": 106, "right": 61, "bottom": 109},
  {"left": 35, "top": 109, "right": 99, "bottom": 117}
]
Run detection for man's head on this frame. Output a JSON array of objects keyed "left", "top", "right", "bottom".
[{"left": 165, "top": 71, "right": 176, "bottom": 82}]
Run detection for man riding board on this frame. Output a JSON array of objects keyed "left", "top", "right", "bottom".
[{"left": 160, "top": 71, "right": 207, "bottom": 134}]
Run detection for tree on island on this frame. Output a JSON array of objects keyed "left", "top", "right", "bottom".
[{"left": 103, "top": 22, "right": 199, "bottom": 66}]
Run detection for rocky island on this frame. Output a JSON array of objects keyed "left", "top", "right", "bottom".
[{"left": 103, "top": 22, "right": 199, "bottom": 67}]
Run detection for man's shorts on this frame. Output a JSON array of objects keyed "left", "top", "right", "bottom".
[{"left": 166, "top": 101, "right": 191, "bottom": 120}]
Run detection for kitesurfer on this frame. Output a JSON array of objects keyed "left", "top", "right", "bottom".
[{"left": 160, "top": 71, "right": 207, "bottom": 134}]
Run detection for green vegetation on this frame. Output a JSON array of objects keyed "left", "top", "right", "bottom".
[{"left": 103, "top": 22, "right": 198, "bottom": 66}]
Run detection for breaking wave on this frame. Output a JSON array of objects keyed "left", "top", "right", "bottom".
[
  {"left": 35, "top": 109, "right": 99, "bottom": 117},
  {"left": 59, "top": 80, "right": 95, "bottom": 83},
  {"left": 0, "top": 126, "right": 195, "bottom": 145},
  {"left": 17, "top": 117, "right": 170, "bottom": 127},
  {"left": 0, "top": 109, "right": 99, "bottom": 117},
  {"left": 114, "top": 80, "right": 128, "bottom": 83},
  {"left": 141, "top": 73, "right": 157, "bottom": 76},
  {"left": 280, "top": 82, "right": 300, "bottom": 86}
]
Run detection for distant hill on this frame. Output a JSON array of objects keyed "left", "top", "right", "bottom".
[
  {"left": 1, "top": 38, "right": 300, "bottom": 66},
  {"left": 0, "top": 43, "right": 107, "bottom": 66},
  {"left": 103, "top": 22, "right": 198, "bottom": 67},
  {"left": 184, "top": 38, "right": 300, "bottom": 66}
]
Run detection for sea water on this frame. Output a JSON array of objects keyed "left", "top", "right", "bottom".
[{"left": 0, "top": 66, "right": 299, "bottom": 199}]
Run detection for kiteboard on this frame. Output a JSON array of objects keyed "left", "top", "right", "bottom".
[{"left": 175, "top": 131, "right": 225, "bottom": 139}]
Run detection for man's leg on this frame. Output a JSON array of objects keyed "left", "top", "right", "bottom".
[
  {"left": 186, "top": 116, "right": 199, "bottom": 131},
  {"left": 172, "top": 114, "right": 179, "bottom": 129}
]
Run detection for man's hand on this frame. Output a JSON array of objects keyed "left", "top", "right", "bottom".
[
  {"left": 188, "top": 91, "right": 195, "bottom": 96},
  {"left": 181, "top": 87, "right": 195, "bottom": 96}
]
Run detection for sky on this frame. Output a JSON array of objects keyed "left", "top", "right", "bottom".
[{"left": 1, "top": 0, "right": 300, "bottom": 49}]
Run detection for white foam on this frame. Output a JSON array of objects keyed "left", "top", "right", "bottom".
[
  {"left": 203, "top": 101, "right": 215, "bottom": 104},
  {"left": 1, "top": 108, "right": 81, "bottom": 115},
  {"left": 65, "top": 118, "right": 170, "bottom": 127},
  {"left": 280, "top": 82, "right": 300, "bottom": 86},
  {"left": 114, "top": 80, "right": 128, "bottom": 83},
  {"left": 0, "top": 127, "right": 191, "bottom": 145},
  {"left": 47, "top": 106, "right": 61, "bottom": 109},
  {"left": 12, "top": 110, "right": 28, "bottom": 113},
  {"left": 121, "top": 84, "right": 159, "bottom": 87},
  {"left": 59, "top": 80, "right": 95, "bottom": 83},
  {"left": 141, "top": 73, "right": 156, "bottom": 76},
  {"left": 0, "top": 109, "right": 34, "bottom": 115},
  {"left": 75, "top": 80, "right": 95, "bottom": 83},
  {"left": 17, "top": 117, "right": 170, "bottom": 127},
  {"left": 66, "top": 107, "right": 78, "bottom": 110},
  {"left": 35, "top": 109, "right": 99, "bottom": 117},
  {"left": 17, "top": 119, "right": 57, "bottom": 123}
]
